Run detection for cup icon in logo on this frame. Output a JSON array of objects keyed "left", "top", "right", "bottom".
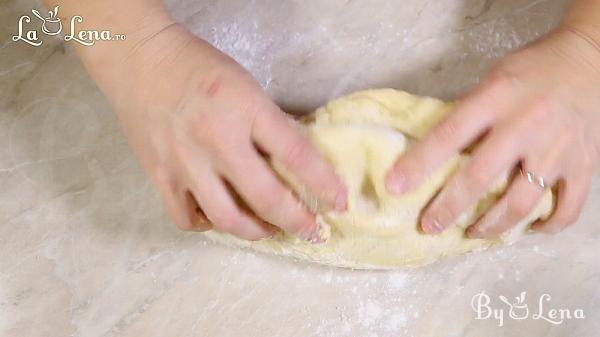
[
  {"left": 31, "top": 6, "right": 62, "bottom": 36},
  {"left": 499, "top": 292, "right": 529, "bottom": 320}
]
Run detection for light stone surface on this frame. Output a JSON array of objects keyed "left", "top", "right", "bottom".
[{"left": 1, "top": 0, "right": 599, "bottom": 336}]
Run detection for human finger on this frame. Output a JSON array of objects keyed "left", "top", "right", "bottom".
[
  {"left": 155, "top": 173, "right": 212, "bottom": 232},
  {"left": 420, "top": 123, "right": 525, "bottom": 234},
  {"left": 530, "top": 171, "right": 591, "bottom": 234},
  {"left": 386, "top": 77, "right": 513, "bottom": 195},
  {"left": 220, "top": 144, "right": 322, "bottom": 241},
  {"left": 190, "top": 169, "right": 277, "bottom": 241},
  {"left": 466, "top": 153, "right": 561, "bottom": 239},
  {"left": 252, "top": 102, "right": 348, "bottom": 211}
]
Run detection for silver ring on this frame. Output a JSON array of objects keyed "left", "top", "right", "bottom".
[{"left": 520, "top": 168, "right": 548, "bottom": 189}]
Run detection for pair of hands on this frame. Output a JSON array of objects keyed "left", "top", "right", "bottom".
[{"left": 112, "top": 23, "right": 600, "bottom": 242}]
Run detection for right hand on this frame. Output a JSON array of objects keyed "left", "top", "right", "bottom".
[{"left": 104, "top": 24, "right": 347, "bottom": 241}]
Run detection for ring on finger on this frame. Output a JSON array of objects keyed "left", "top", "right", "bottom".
[{"left": 519, "top": 167, "right": 549, "bottom": 189}]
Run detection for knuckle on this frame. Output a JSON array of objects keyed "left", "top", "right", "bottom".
[
  {"left": 462, "top": 163, "right": 492, "bottom": 193},
  {"left": 282, "top": 137, "right": 314, "bottom": 171},
  {"left": 255, "top": 192, "right": 285, "bottom": 222},
  {"left": 208, "top": 140, "right": 249, "bottom": 168},
  {"left": 187, "top": 114, "right": 248, "bottom": 153},
  {"left": 212, "top": 138, "right": 241, "bottom": 158},
  {"left": 522, "top": 97, "right": 556, "bottom": 126},
  {"left": 195, "top": 116, "right": 227, "bottom": 146},
  {"left": 432, "top": 119, "right": 461, "bottom": 144},
  {"left": 239, "top": 95, "right": 264, "bottom": 118}
]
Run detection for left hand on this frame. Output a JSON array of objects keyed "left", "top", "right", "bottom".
[{"left": 386, "top": 26, "right": 600, "bottom": 238}]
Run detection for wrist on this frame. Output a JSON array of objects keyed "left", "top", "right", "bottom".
[
  {"left": 78, "top": 13, "right": 177, "bottom": 86},
  {"left": 556, "top": 24, "right": 600, "bottom": 67},
  {"left": 103, "top": 24, "right": 238, "bottom": 119},
  {"left": 560, "top": 0, "right": 600, "bottom": 55},
  {"left": 559, "top": 22, "right": 600, "bottom": 51}
]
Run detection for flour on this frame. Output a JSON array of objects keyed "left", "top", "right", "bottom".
[
  {"left": 384, "top": 312, "right": 408, "bottom": 331},
  {"left": 207, "top": 20, "right": 274, "bottom": 89},
  {"left": 387, "top": 272, "right": 408, "bottom": 290},
  {"left": 359, "top": 300, "right": 383, "bottom": 328},
  {"left": 356, "top": 299, "right": 409, "bottom": 333},
  {"left": 153, "top": 2, "right": 580, "bottom": 336}
]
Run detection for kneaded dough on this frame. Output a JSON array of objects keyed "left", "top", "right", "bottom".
[{"left": 204, "top": 89, "right": 554, "bottom": 269}]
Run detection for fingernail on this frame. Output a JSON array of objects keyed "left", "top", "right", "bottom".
[
  {"left": 466, "top": 226, "right": 485, "bottom": 239},
  {"left": 422, "top": 216, "right": 443, "bottom": 234},
  {"left": 335, "top": 190, "right": 348, "bottom": 212},
  {"left": 387, "top": 174, "right": 405, "bottom": 195},
  {"left": 298, "top": 220, "right": 319, "bottom": 243},
  {"left": 306, "top": 219, "right": 331, "bottom": 244},
  {"left": 307, "top": 226, "right": 324, "bottom": 244},
  {"left": 266, "top": 227, "right": 280, "bottom": 239}
]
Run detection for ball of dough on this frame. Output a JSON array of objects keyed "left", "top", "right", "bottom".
[{"left": 204, "top": 89, "right": 554, "bottom": 269}]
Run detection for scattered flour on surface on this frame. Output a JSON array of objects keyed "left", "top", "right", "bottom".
[{"left": 387, "top": 272, "right": 408, "bottom": 290}]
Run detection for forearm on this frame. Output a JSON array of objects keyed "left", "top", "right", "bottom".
[
  {"left": 41, "top": 0, "right": 185, "bottom": 96},
  {"left": 41, "top": 0, "right": 228, "bottom": 115},
  {"left": 42, "top": 0, "right": 172, "bottom": 62}
]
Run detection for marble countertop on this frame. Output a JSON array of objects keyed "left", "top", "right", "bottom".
[{"left": 1, "top": 0, "right": 599, "bottom": 336}]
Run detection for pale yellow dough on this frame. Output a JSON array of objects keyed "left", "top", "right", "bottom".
[{"left": 204, "top": 89, "right": 554, "bottom": 269}]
